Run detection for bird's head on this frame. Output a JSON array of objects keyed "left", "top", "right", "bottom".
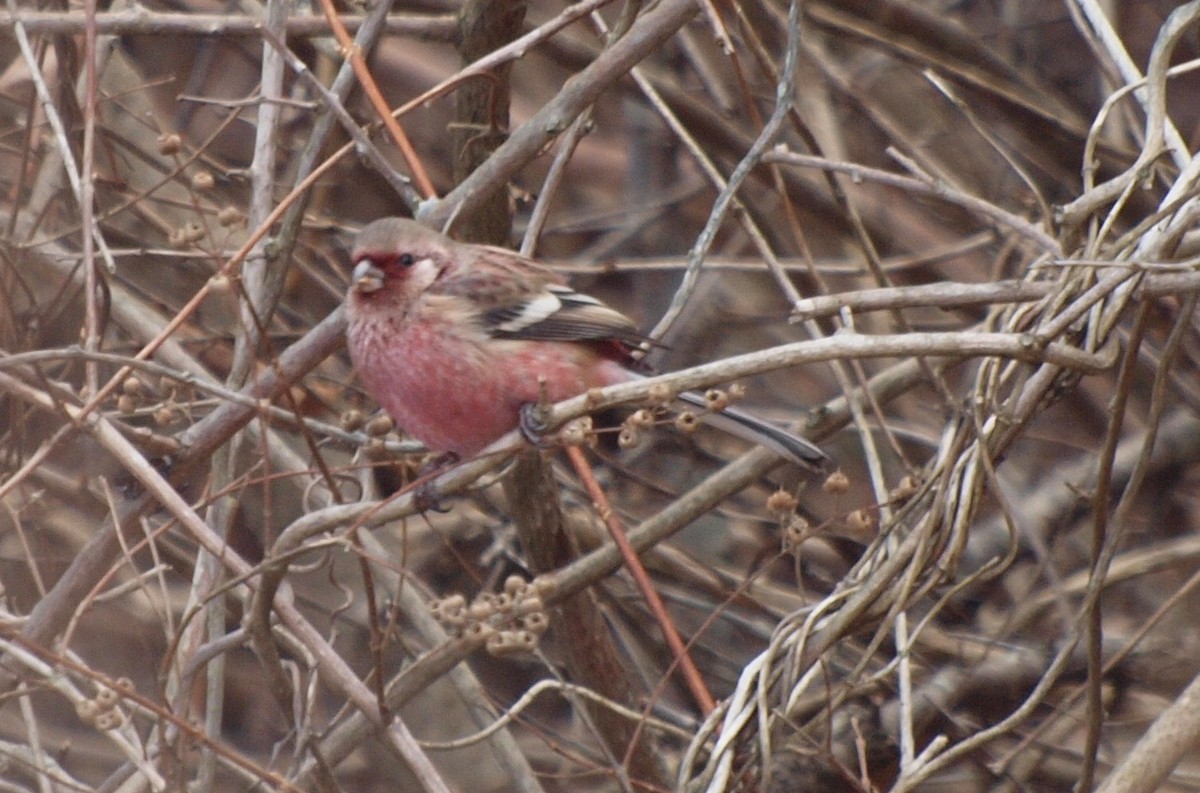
[{"left": 348, "top": 217, "right": 448, "bottom": 306}]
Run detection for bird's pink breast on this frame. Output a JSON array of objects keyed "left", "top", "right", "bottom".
[{"left": 347, "top": 314, "right": 628, "bottom": 456}]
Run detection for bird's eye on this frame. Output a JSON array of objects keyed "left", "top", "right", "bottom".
[{"left": 397, "top": 253, "right": 415, "bottom": 267}]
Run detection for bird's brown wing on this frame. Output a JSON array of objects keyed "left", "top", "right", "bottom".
[
  {"left": 433, "top": 243, "right": 655, "bottom": 354},
  {"left": 482, "top": 284, "right": 644, "bottom": 342}
]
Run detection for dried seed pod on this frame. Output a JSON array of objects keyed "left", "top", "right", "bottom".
[
  {"left": 182, "top": 222, "right": 205, "bottom": 244},
  {"left": 766, "top": 488, "right": 799, "bottom": 516},
  {"left": 191, "top": 170, "right": 215, "bottom": 191},
  {"left": 93, "top": 710, "right": 120, "bottom": 731},
  {"left": 628, "top": 409, "right": 656, "bottom": 428},
  {"left": 362, "top": 437, "right": 387, "bottom": 459},
  {"left": 890, "top": 475, "right": 920, "bottom": 504},
  {"left": 647, "top": 383, "right": 674, "bottom": 407},
  {"left": 512, "top": 630, "right": 538, "bottom": 652},
  {"left": 95, "top": 687, "right": 119, "bottom": 709},
  {"left": 559, "top": 421, "right": 583, "bottom": 446},
  {"left": 847, "top": 508, "right": 877, "bottom": 534},
  {"left": 441, "top": 609, "right": 466, "bottom": 628},
  {"left": 441, "top": 594, "right": 466, "bottom": 611},
  {"left": 217, "top": 205, "right": 243, "bottom": 227},
  {"left": 674, "top": 410, "right": 698, "bottom": 433},
  {"left": 560, "top": 417, "right": 594, "bottom": 447},
  {"left": 521, "top": 612, "right": 549, "bottom": 635},
  {"left": 485, "top": 631, "right": 513, "bottom": 656},
  {"left": 122, "top": 377, "right": 144, "bottom": 397},
  {"left": 823, "top": 470, "right": 851, "bottom": 495},
  {"left": 513, "top": 595, "right": 545, "bottom": 618},
  {"left": 208, "top": 273, "right": 232, "bottom": 294},
  {"left": 340, "top": 409, "right": 366, "bottom": 432},
  {"left": 75, "top": 699, "right": 100, "bottom": 725},
  {"left": 465, "top": 621, "right": 495, "bottom": 644},
  {"left": 430, "top": 594, "right": 464, "bottom": 620},
  {"left": 364, "top": 414, "right": 395, "bottom": 437},
  {"left": 504, "top": 575, "right": 527, "bottom": 596},
  {"left": 617, "top": 426, "right": 639, "bottom": 449},
  {"left": 704, "top": 388, "right": 728, "bottom": 412},
  {"left": 117, "top": 394, "right": 137, "bottom": 415},
  {"left": 526, "top": 577, "right": 552, "bottom": 600},
  {"left": 152, "top": 405, "right": 177, "bottom": 426},
  {"left": 727, "top": 382, "right": 746, "bottom": 401},
  {"left": 156, "top": 133, "right": 182, "bottom": 155},
  {"left": 782, "top": 517, "right": 810, "bottom": 551},
  {"left": 468, "top": 600, "right": 494, "bottom": 621}
]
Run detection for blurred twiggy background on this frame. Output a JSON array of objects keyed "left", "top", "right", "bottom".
[{"left": 2, "top": 1, "right": 1200, "bottom": 791}]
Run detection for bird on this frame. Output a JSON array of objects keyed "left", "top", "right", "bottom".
[{"left": 344, "top": 217, "right": 828, "bottom": 467}]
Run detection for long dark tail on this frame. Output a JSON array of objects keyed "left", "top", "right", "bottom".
[{"left": 677, "top": 391, "right": 829, "bottom": 468}]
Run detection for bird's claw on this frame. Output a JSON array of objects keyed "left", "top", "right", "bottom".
[
  {"left": 412, "top": 452, "right": 459, "bottom": 513},
  {"left": 518, "top": 403, "right": 556, "bottom": 449},
  {"left": 413, "top": 481, "right": 452, "bottom": 513}
]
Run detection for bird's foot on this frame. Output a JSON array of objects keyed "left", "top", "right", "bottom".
[
  {"left": 413, "top": 482, "right": 451, "bottom": 513},
  {"left": 518, "top": 403, "right": 557, "bottom": 450},
  {"left": 412, "top": 452, "right": 460, "bottom": 513}
]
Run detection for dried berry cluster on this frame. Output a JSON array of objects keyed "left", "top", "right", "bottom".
[
  {"left": 74, "top": 679, "right": 133, "bottom": 732},
  {"left": 428, "top": 576, "right": 550, "bottom": 658},
  {"left": 770, "top": 470, "right": 923, "bottom": 553},
  {"left": 114, "top": 375, "right": 196, "bottom": 430}
]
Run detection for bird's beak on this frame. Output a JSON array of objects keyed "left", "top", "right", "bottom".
[{"left": 352, "top": 260, "right": 385, "bottom": 293}]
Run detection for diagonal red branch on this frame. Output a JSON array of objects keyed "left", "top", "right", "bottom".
[
  {"left": 563, "top": 444, "right": 716, "bottom": 716},
  {"left": 316, "top": 0, "right": 438, "bottom": 200}
]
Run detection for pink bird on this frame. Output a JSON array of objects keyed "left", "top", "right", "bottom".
[{"left": 345, "top": 217, "right": 827, "bottom": 466}]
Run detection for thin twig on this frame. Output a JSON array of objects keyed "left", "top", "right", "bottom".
[{"left": 0, "top": 9, "right": 458, "bottom": 37}]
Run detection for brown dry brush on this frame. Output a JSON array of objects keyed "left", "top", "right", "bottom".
[{"left": 1, "top": 1, "right": 1199, "bottom": 792}]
